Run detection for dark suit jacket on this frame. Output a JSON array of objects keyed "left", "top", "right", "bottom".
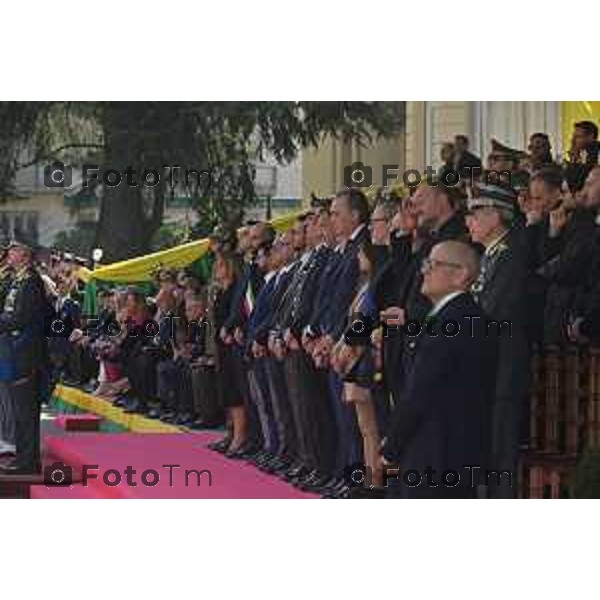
[
  {"left": 246, "top": 273, "right": 280, "bottom": 346},
  {"left": 534, "top": 208, "right": 598, "bottom": 344},
  {"left": 284, "top": 245, "right": 333, "bottom": 338},
  {"left": 308, "top": 248, "right": 344, "bottom": 336},
  {"left": 382, "top": 293, "right": 498, "bottom": 498},
  {"left": 573, "top": 222, "right": 600, "bottom": 341},
  {"left": 400, "top": 211, "right": 471, "bottom": 322},
  {"left": 383, "top": 213, "right": 470, "bottom": 404},
  {"left": 371, "top": 234, "right": 413, "bottom": 311},
  {"left": 323, "top": 226, "right": 370, "bottom": 340},
  {"left": 248, "top": 266, "right": 297, "bottom": 345},
  {"left": 224, "top": 261, "right": 264, "bottom": 334},
  {"left": 455, "top": 150, "right": 482, "bottom": 180}
]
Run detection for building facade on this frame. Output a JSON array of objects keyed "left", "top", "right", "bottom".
[{"left": 0, "top": 101, "right": 587, "bottom": 249}]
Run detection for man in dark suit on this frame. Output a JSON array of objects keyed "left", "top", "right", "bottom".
[
  {"left": 311, "top": 189, "right": 370, "bottom": 494},
  {"left": 381, "top": 184, "right": 470, "bottom": 402},
  {"left": 0, "top": 242, "right": 50, "bottom": 475},
  {"left": 467, "top": 184, "right": 532, "bottom": 498},
  {"left": 382, "top": 240, "right": 498, "bottom": 499},
  {"left": 567, "top": 166, "right": 600, "bottom": 344},
  {"left": 454, "top": 134, "right": 483, "bottom": 183}
]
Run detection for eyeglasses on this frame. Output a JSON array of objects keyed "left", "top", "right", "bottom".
[
  {"left": 421, "top": 257, "right": 464, "bottom": 272},
  {"left": 369, "top": 217, "right": 387, "bottom": 224}
]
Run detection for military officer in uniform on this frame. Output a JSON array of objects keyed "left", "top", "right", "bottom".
[
  {"left": 466, "top": 184, "right": 532, "bottom": 498},
  {"left": 0, "top": 248, "right": 16, "bottom": 455},
  {"left": 0, "top": 242, "right": 50, "bottom": 475}
]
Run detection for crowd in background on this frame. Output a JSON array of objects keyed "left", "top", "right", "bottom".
[{"left": 2, "top": 121, "right": 600, "bottom": 496}]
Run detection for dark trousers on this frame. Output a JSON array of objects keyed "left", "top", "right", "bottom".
[
  {"left": 328, "top": 370, "right": 362, "bottom": 476},
  {"left": 13, "top": 371, "right": 42, "bottom": 473},
  {"left": 69, "top": 344, "right": 99, "bottom": 384},
  {"left": 190, "top": 363, "right": 224, "bottom": 425},
  {"left": 264, "top": 356, "right": 296, "bottom": 457},
  {"left": 231, "top": 346, "right": 262, "bottom": 449},
  {"left": 157, "top": 360, "right": 179, "bottom": 410},
  {"left": 248, "top": 358, "right": 279, "bottom": 454},
  {"left": 125, "top": 348, "right": 162, "bottom": 406},
  {"left": 372, "top": 385, "right": 391, "bottom": 436},
  {"left": 283, "top": 349, "right": 337, "bottom": 474},
  {"left": 305, "top": 364, "right": 338, "bottom": 476},
  {"left": 283, "top": 351, "right": 311, "bottom": 466},
  {"left": 175, "top": 360, "right": 194, "bottom": 415},
  {"left": 489, "top": 396, "right": 523, "bottom": 499}
]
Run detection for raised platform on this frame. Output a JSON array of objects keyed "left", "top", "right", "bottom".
[
  {"left": 33, "top": 432, "right": 317, "bottom": 499},
  {"left": 55, "top": 413, "right": 103, "bottom": 432},
  {"left": 52, "top": 385, "right": 181, "bottom": 433}
]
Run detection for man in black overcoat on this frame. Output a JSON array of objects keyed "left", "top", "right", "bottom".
[{"left": 382, "top": 240, "right": 498, "bottom": 498}]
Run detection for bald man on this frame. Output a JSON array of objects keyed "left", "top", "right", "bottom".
[{"left": 382, "top": 241, "right": 498, "bottom": 499}]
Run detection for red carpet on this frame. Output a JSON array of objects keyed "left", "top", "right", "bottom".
[{"left": 32, "top": 432, "right": 318, "bottom": 499}]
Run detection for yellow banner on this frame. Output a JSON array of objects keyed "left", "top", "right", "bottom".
[
  {"left": 82, "top": 209, "right": 307, "bottom": 283},
  {"left": 562, "top": 101, "right": 600, "bottom": 152}
]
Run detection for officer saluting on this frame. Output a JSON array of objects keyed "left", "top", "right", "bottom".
[{"left": 0, "top": 241, "right": 49, "bottom": 475}]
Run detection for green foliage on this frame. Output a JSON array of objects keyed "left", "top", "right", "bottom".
[
  {"left": 0, "top": 101, "right": 403, "bottom": 258},
  {"left": 149, "top": 222, "right": 190, "bottom": 251},
  {"left": 53, "top": 225, "right": 96, "bottom": 258}
]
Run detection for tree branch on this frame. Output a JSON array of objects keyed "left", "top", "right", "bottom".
[{"left": 17, "top": 143, "right": 105, "bottom": 170}]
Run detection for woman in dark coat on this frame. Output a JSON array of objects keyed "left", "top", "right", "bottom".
[{"left": 209, "top": 252, "right": 245, "bottom": 452}]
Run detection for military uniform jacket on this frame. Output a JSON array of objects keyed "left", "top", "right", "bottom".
[
  {"left": 471, "top": 227, "right": 531, "bottom": 400},
  {"left": 0, "top": 266, "right": 49, "bottom": 380}
]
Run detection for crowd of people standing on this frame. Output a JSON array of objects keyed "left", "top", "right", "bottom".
[{"left": 2, "top": 121, "right": 600, "bottom": 500}]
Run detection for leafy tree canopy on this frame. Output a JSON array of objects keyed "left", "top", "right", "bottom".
[{"left": 0, "top": 101, "right": 402, "bottom": 260}]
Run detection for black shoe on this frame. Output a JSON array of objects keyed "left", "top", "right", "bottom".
[
  {"left": 190, "top": 417, "right": 224, "bottom": 430},
  {"left": 266, "top": 456, "right": 294, "bottom": 474},
  {"left": 322, "top": 484, "right": 351, "bottom": 499},
  {"left": 294, "top": 470, "right": 323, "bottom": 490},
  {"left": 207, "top": 437, "right": 231, "bottom": 452},
  {"left": 257, "top": 456, "right": 281, "bottom": 472},
  {"left": 290, "top": 468, "right": 318, "bottom": 487},
  {"left": 347, "top": 486, "right": 386, "bottom": 499},
  {"left": 215, "top": 441, "right": 232, "bottom": 453},
  {"left": 180, "top": 416, "right": 197, "bottom": 428},
  {"left": 319, "top": 477, "right": 346, "bottom": 496},
  {"left": 225, "top": 443, "right": 258, "bottom": 460},
  {"left": 159, "top": 410, "right": 176, "bottom": 422},
  {"left": 282, "top": 463, "right": 310, "bottom": 481},
  {"left": 174, "top": 413, "right": 192, "bottom": 425},
  {"left": 146, "top": 408, "right": 162, "bottom": 419},
  {"left": 113, "top": 396, "right": 128, "bottom": 408},
  {"left": 253, "top": 451, "right": 275, "bottom": 466},
  {"left": 310, "top": 475, "right": 340, "bottom": 492},
  {"left": 123, "top": 399, "right": 143, "bottom": 414}
]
